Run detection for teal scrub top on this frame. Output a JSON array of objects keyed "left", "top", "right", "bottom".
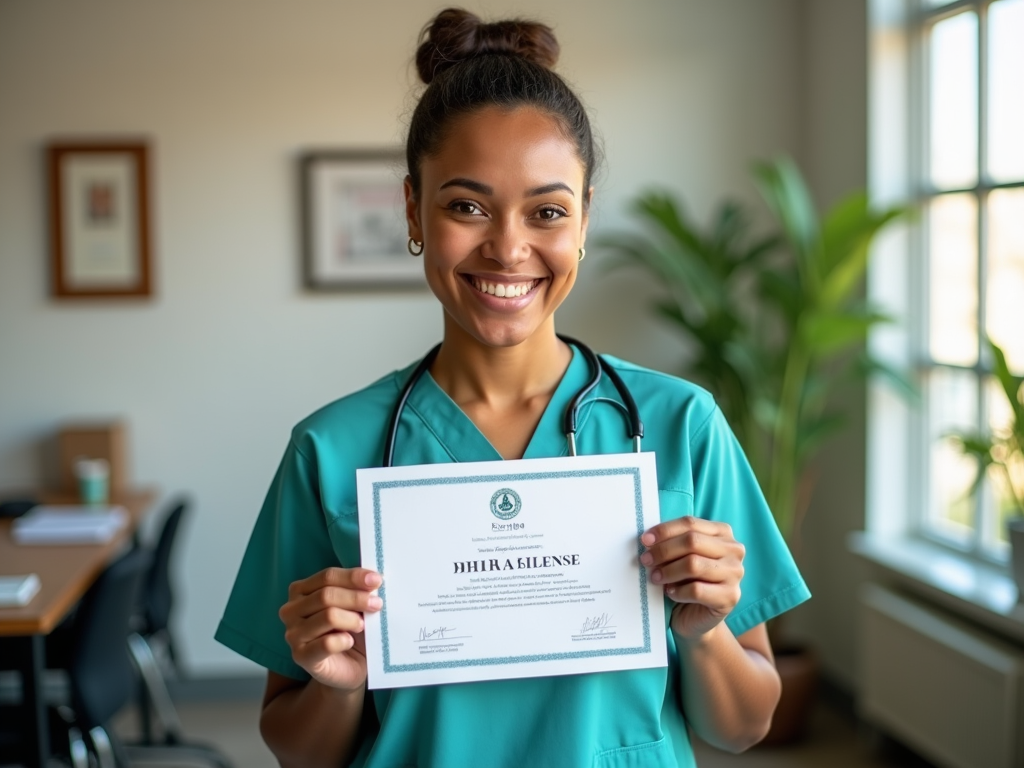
[{"left": 216, "top": 347, "right": 810, "bottom": 768}]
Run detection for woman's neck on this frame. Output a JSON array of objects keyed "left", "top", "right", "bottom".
[
  {"left": 431, "top": 316, "right": 571, "bottom": 407},
  {"left": 430, "top": 315, "right": 572, "bottom": 458}
]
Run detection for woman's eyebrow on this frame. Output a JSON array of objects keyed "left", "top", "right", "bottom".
[
  {"left": 525, "top": 182, "right": 574, "bottom": 197},
  {"left": 437, "top": 178, "right": 574, "bottom": 198},
  {"left": 439, "top": 178, "right": 492, "bottom": 195}
]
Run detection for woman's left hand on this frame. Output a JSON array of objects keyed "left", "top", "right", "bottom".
[{"left": 640, "top": 516, "right": 745, "bottom": 640}]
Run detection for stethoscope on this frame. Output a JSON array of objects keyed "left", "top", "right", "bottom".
[{"left": 382, "top": 335, "right": 644, "bottom": 467}]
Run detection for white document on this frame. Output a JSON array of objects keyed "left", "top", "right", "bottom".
[
  {"left": 12, "top": 506, "right": 127, "bottom": 545},
  {"left": 357, "top": 452, "right": 667, "bottom": 689},
  {"left": 0, "top": 574, "right": 41, "bottom": 607}
]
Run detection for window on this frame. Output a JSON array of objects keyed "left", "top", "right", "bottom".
[{"left": 914, "top": 0, "right": 1024, "bottom": 560}]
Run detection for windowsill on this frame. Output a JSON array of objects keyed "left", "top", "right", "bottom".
[{"left": 848, "top": 531, "right": 1024, "bottom": 644}]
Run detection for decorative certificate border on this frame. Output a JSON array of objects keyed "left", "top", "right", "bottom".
[{"left": 371, "top": 467, "right": 651, "bottom": 673}]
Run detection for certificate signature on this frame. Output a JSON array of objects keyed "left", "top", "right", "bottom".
[
  {"left": 417, "top": 626, "right": 472, "bottom": 643},
  {"left": 579, "top": 613, "right": 615, "bottom": 635}
]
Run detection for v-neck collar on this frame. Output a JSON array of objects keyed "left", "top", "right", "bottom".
[{"left": 403, "top": 344, "right": 591, "bottom": 463}]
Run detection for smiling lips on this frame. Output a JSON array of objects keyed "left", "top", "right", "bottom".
[{"left": 469, "top": 276, "right": 540, "bottom": 299}]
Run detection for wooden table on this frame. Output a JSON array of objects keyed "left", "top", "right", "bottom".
[{"left": 0, "top": 488, "right": 156, "bottom": 768}]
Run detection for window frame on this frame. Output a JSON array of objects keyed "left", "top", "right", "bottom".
[{"left": 909, "top": 0, "right": 1023, "bottom": 562}]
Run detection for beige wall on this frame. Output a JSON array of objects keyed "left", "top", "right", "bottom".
[
  {"left": 788, "top": 0, "right": 870, "bottom": 690},
  {"left": 0, "top": 0, "right": 867, "bottom": 678}
]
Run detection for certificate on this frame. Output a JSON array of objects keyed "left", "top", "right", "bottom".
[{"left": 356, "top": 452, "right": 667, "bottom": 689}]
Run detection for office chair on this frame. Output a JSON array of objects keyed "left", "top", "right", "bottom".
[
  {"left": 54, "top": 546, "right": 153, "bottom": 768},
  {"left": 41, "top": 505, "right": 232, "bottom": 768},
  {"left": 133, "top": 497, "right": 186, "bottom": 744},
  {"left": 138, "top": 497, "right": 185, "bottom": 670},
  {"left": 124, "top": 496, "right": 233, "bottom": 768}
]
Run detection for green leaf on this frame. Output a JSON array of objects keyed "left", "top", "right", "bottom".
[
  {"left": 758, "top": 268, "right": 802, "bottom": 326},
  {"left": 946, "top": 431, "right": 998, "bottom": 504},
  {"left": 721, "top": 340, "right": 763, "bottom": 384},
  {"left": 740, "top": 233, "right": 783, "bottom": 268},
  {"left": 988, "top": 339, "right": 1024, "bottom": 426},
  {"left": 633, "top": 193, "right": 705, "bottom": 263},
  {"left": 753, "top": 156, "right": 820, "bottom": 290},
  {"left": 854, "top": 354, "right": 920, "bottom": 403},
  {"left": 800, "top": 309, "right": 890, "bottom": 355},
  {"left": 710, "top": 202, "right": 746, "bottom": 255},
  {"left": 652, "top": 299, "right": 701, "bottom": 336},
  {"left": 796, "top": 412, "right": 847, "bottom": 464},
  {"left": 946, "top": 432, "right": 995, "bottom": 459},
  {"left": 752, "top": 396, "right": 782, "bottom": 433},
  {"left": 598, "top": 233, "right": 718, "bottom": 314},
  {"left": 800, "top": 372, "right": 832, "bottom": 415},
  {"left": 819, "top": 204, "right": 905, "bottom": 309},
  {"left": 820, "top": 192, "right": 870, "bottom": 276}
]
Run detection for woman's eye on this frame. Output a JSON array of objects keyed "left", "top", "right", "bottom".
[
  {"left": 450, "top": 201, "right": 482, "bottom": 215},
  {"left": 535, "top": 207, "right": 567, "bottom": 221}
]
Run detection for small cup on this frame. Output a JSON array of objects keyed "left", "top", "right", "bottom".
[{"left": 74, "top": 458, "right": 110, "bottom": 506}]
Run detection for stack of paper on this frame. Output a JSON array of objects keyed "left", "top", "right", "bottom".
[
  {"left": 12, "top": 506, "right": 127, "bottom": 545},
  {"left": 0, "top": 574, "right": 41, "bottom": 607}
]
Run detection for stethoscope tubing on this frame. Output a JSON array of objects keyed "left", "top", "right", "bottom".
[{"left": 382, "top": 335, "right": 643, "bottom": 467}]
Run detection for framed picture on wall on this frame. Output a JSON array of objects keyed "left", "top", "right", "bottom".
[
  {"left": 301, "top": 149, "right": 424, "bottom": 289},
  {"left": 47, "top": 141, "right": 154, "bottom": 298}
]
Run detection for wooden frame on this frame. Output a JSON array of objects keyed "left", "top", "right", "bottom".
[
  {"left": 48, "top": 141, "right": 153, "bottom": 298},
  {"left": 301, "top": 149, "right": 425, "bottom": 290}
]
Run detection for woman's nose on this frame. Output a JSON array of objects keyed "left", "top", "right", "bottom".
[{"left": 482, "top": 221, "right": 530, "bottom": 268}]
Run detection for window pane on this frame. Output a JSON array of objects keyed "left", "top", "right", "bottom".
[
  {"left": 927, "top": 368, "right": 980, "bottom": 545},
  {"left": 981, "top": 378, "right": 1021, "bottom": 555},
  {"left": 930, "top": 12, "right": 978, "bottom": 189},
  {"left": 929, "top": 194, "right": 978, "bottom": 365},
  {"left": 989, "top": 0, "right": 1024, "bottom": 181},
  {"left": 987, "top": 189, "right": 1024, "bottom": 371}
]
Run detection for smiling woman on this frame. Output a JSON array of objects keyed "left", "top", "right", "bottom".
[
  {"left": 214, "top": 7, "right": 809, "bottom": 768},
  {"left": 409, "top": 106, "right": 586, "bottom": 356}
]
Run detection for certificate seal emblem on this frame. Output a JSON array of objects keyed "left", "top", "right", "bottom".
[{"left": 490, "top": 488, "right": 521, "bottom": 520}]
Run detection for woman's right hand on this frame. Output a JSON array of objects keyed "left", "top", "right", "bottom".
[{"left": 279, "top": 567, "right": 383, "bottom": 691}]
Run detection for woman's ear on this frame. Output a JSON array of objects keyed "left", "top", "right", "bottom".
[{"left": 404, "top": 176, "right": 423, "bottom": 242}]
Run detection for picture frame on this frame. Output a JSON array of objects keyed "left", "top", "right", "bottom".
[
  {"left": 47, "top": 140, "right": 153, "bottom": 299},
  {"left": 301, "top": 149, "right": 424, "bottom": 289}
]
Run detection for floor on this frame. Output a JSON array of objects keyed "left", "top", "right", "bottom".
[{"left": 105, "top": 695, "right": 937, "bottom": 768}]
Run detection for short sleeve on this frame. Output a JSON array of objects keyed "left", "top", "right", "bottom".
[
  {"left": 690, "top": 407, "right": 811, "bottom": 637},
  {"left": 215, "top": 439, "right": 341, "bottom": 680}
]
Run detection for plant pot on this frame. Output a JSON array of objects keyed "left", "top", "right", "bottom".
[
  {"left": 1009, "top": 519, "right": 1024, "bottom": 600},
  {"left": 760, "top": 644, "right": 819, "bottom": 746}
]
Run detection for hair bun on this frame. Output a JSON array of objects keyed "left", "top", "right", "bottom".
[{"left": 415, "top": 7, "right": 560, "bottom": 84}]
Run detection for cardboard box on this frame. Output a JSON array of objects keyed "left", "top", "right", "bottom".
[{"left": 57, "top": 421, "right": 128, "bottom": 495}]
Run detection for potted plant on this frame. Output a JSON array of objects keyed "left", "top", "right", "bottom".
[
  {"left": 948, "top": 338, "right": 1024, "bottom": 594},
  {"left": 599, "top": 156, "right": 908, "bottom": 742}
]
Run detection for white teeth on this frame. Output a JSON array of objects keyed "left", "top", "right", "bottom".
[{"left": 471, "top": 278, "right": 535, "bottom": 298}]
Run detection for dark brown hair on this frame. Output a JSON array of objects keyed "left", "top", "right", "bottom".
[{"left": 406, "top": 8, "right": 597, "bottom": 207}]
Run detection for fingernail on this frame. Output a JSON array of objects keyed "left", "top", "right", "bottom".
[
  {"left": 366, "top": 573, "right": 380, "bottom": 587},
  {"left": 666, "top": 585, "right": 676, "bottom": 596},
  {"left": 651, "top": 569, "right": 663, "bottom": 583},
  {"left": 640, "top": 552, "right": 653, "bottom": 566},
  {"left": 641, "top": 532, "right": 656, "bottom": 546},
  {"left": 368, "top": 596, "right": 383, "bottom": 610}
]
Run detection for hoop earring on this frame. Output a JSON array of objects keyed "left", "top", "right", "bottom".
[
  {"left": 407, "top": 238, "right": 424, "bottom": 256},
  {"left": 578, "top": 247, "right": 586, "bottom": 262}
]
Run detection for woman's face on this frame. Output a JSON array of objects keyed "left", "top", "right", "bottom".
[{"left": 406, "top": 106, "right": 590, "bottom": 348}]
